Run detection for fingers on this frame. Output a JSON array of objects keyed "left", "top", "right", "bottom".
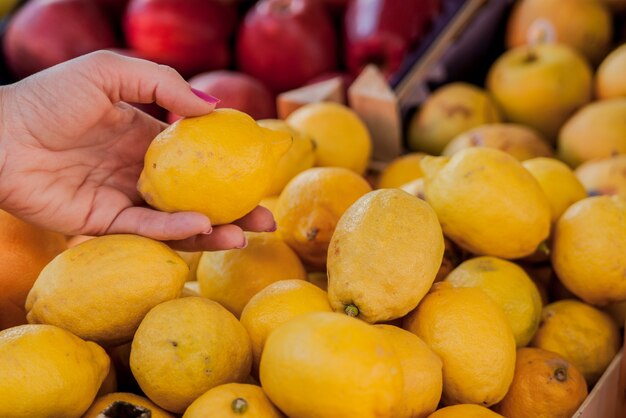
[
  {"left": 80, "top": 50, "right": 218, "bottom": 118},
  {"left": 232, "top": 206, "right": 277, "bottom": 232},
  {"left": 166, "top": 224, "right": 247, "bottom": 252}
]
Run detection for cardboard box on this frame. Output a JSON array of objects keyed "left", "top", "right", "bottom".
[{"left": 573, "top": 351, "right": 623, "bottom": 418}]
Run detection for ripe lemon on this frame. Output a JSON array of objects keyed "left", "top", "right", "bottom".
[
  {"left": 274, "top": 167, "right": 372, "bottom": 268},
  {"left": 377, "top": 153, "right": 426, "bottom": 189},
  {"left": 138, "top": 108, "right": 292, "bottom": 225},
  {"left": 427, "top": 405, "right": 504, "bottom": 418},
  {"left": 260, "top": 312, "right": 403, "bottom": 418},
  {"left": 575, "top": 154, "right": 626, "bottom": 198},
  {"left": 596, "top": 43, "right": 626, "bottom": 100},
  {"left": 259, "top": 196, "right": 279, "bottom": 213},
  {"left": 0, "top": 324, "right": 109, "bottom": 418},
  {"left": 240, "top": 279, "right": 332, "bottom": 374},
  {"left": 531, "top": 299, "right": 620, "bottom": 385},
  {"left": 375, "top": 324, "right": 443, "bottom": 418},
  {"left": 197, "top": 233, "right": 306, "bottom": 317},
  {"left": 286, "top": 102, "right": 372, "bottom": 174},
  {"left": 551, "top": 196, "right": 626, "bottom": 304},
  {"left": 183, "top": 383, "right": 283, "bottom": 418},
  {"left": 83, "top": 392, "right": 174, "bottom": 418},
  {"left": 445, "top": 256, "right": 542, "bottom": 347},
  {"left": 176, "top": 251, "right": 202, "bottom": 282},
  {"left": 327, "top": 189, "right": 444, "bottom": 323},
  {"left": 25, "top": 234, "right": 188, "bottom": 346},
  {"left": 130, "top": 297, "right": 252, "bottom": 413},
  {"left": 403, "top": 283, "right": 516, "bottom": 406},
  {"left": 494, "top": 347, "right": 587, "bottom": 418},
  {"left": 421, "top": 148, "right": 551, "bottom": 259}
]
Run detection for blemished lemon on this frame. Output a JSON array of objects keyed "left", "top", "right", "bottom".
[
  {"left": 0, "top": 324, "right": 109, "bottom": 418},
  {"left": 197, "top": 233, "right": 306, "bottom": 317},
  {"left": 274, "top": 167, "right": 372, "bottom": 268},
  {"left": 575, "top": 154, "right": 626, "bottom": 198},
  {"left": 551, "top": 196, "right": 626, "bottom": 305},
  {"left": 531, "top": 299, "right": 620, "bottom": 385},
  {"left": 327, "top": 189, "right": 444, "bottom": 323},
  {"left": 183, "top": 383, "right": 284, "bottom": 418},
  {"left": 445, "top": 256, "right": 542, "bottom": 347},
  {"left": 240, "top": 280, "right": 332, "bottom": 375},
  {"left": 403, "top": 283, "right": 516, "bottom": 406},
  {"left": 494, "top": 347, "right": 588, "bottom": 418},
  {"left": 257, "top": 119, "right": 316, "bottom": 197},
  {"left": 427, "top": 405, "right": 504, "bottom": 418},
  {"left": 375, "top": 325, "right": 443, "bottom": 418},
  {"left": 377, "top": 153, "right": 426, "bottom": 189},
  {"left": 130, "top": 297, "right": 252, "bottom": 413},
  {"left": 138, "top": 108, "right": 292, "bottom": 225},
  {"left": 286, "top": 102, "right": 372, "bottom": 174},
  {"left": 25, "top": 234, "right": 188, "bottom": 346},
  {"left": 522, "top": 157, "right": 587, "bottom": 223},
  {"left": 421, "top": 148, "right": 551, "bottom": 259},
  {"left": 83, "top": 392, "right": 174, "bottom": 418},
  {"left": 260, "top": 312, "right": 403, "bottom": 418}
]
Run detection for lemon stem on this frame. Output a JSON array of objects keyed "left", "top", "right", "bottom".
[
  {"left": 537, "top": 241, "right": 550, "bottom": 256},
  {"left": 345, "top": 304, "right": 359, "bottom": 317},
  {"left": 232, "top": 398, "right": 248, "bottom": 414},
  {"left": 554, "top": 367, "right": 568, "bottom": 382}
]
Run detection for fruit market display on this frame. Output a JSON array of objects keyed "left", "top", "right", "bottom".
[{"left": 1, "top": 0, "right": 626, "bottom": 418}]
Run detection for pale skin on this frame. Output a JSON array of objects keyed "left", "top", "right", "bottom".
[{"left": 0, "top": 51, "right": 275, "bottom": 251}]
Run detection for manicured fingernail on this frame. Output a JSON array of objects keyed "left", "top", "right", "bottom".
[
  {"left": 236, "top": 236, "right": 248, "bottom": 249},
  {"left": 191, "top": 88, "right": 220, "bottom": 104},
  {"left": 265, "top": 221, "right": 277, "bottom": 232},
  {"left": 201, "top": 227, "right": 213, "bottom": 235}
]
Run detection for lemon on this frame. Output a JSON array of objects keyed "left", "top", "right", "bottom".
[
  {"left": 551, "top": 196, "right": 626, "bottom": 304},
  {"left": 531, "top": 299, "right": 620, "bottom": 385},
  {"left": 257, "top": 119, "right": 316, "bottom": 197},
  {"left": 240, "top": 279, "right": 332, "bottom": 374},
  {"left": 522, "top": 158, "right": 587, "bottom": 223},
  {"left": 596, "top": 43, "right": 626, "bottom": 100},
  {"left": 327, "top": 189, "right": 444, "bottom": 323},
  {"left": 260, "top": 312, "right": 403, "bottom": 417},
  {"left": 421, "top": 148, "right": 551, "bottom": 259},
  {"left": 403, "top": 283, "right": 516, "bottom": 406},
  {"left": 442, "top": 123, "right": 552, "bottom": 161},
  {"left": 0, "top": 324, "right": 109, "bottom": 418},
  {"left": 138, "top": 109, "right": 292, "bottom": 225},
  {"left": 399, "top": 177, "right": 425, "bottom": 199},
  {"left": 575, "top": 154, "right": 626, "bottom": 198},
  {"left": 83, "top": 392, "right": 174, "bottom": 418},
  {"left": 428, "top": 405, "right": 504, "bottom": 418},
  {"left": 274, "top": 167, "right": 372, "bottom": 268},
  {"left": 375, "top": 324, "right": 443, "bottom": 418},
  {"left": 377, "top": 153, "right": 426, "bottom": 189},
  {"left": 286, "top": 102, "right": 372, "bottom": 174},
  {"left": 259, "top": 196, "right": 279, "bottom": 213},
  {"left": 494, "top": 347, "right": 587, "bottom": 418},
  {"left": 197, "top": 233, "right": 306, "bottom": 317},
  {"left": 176, "top": 251, "right": 202, "bottom": 281},
  {"left": 445, "top": 256, "right": 542, "bottom": 347},
  {"left": 25, "top": 234, "right": 188, "bottom": 346},
  {"left": 130, "top": 297, "right": 252, "bottom": 413},
  {"left": 183, "top": 383, "right": 283, "bottom": 418}
]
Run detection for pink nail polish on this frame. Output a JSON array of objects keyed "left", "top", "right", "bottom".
[
  {"left": 236, "top": 236, "right": 248, "bottom": 249},
  {"left": 191, "top": 88, "right": 220, "bottom": 104}
]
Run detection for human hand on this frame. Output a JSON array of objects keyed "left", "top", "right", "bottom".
[{"left": 0, "top": 51, "right": 275, "bottom": 251}]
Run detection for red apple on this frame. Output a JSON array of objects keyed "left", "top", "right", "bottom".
[
  {"left": 3, "top": 0, "right": 118, "bottom": 79},
  {"left": 167, "top": 70, "right": 276, "bottom": 123},
  {"left": 236, "top": 0, "right": 338, "bottom": 93},
  {"left": 124, "top": 0, "right": 237, "bottom": 77},
  {"left": 344, "top": 0, "right": 440, "bottom": 78}
]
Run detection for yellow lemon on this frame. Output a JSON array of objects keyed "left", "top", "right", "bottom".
[
  {"left": 327, "top": 189, "right": 444, "bottom": 323},
  {"left": 445, "top": 256, "right": 542, "bottom": 347},
  {"left": 240, "top": 279, "right": 332, "bottom": 374},
  {"left": 183, "top": 383, "right": 284, "bottom": 418},
  {"left": 400, "top": 177, "right": 426, "bottom": 200},
  {"left": 274, "top": 167, "right": 372, "bottom": 268},
  {"left": 403, "top": 283, "right": 516, "bottom": 406},
  {"left": 408, "top": 82, "right": 502, "bottom": 155},
  {"left": 531, "top": 299, "right": 620, "bottom": 385},
  {"left": 197, "top": 233, "right": 306, "bottom": 317},
  {"left": 130, "top": 297, "right": 252, "bottom": 413},
  {"left": 176, "top": 251, "right": 202, "bottom": 281},
  {"left": 257, "top": 119, "right": 316, "bottom": 197},
  {"left": 427, "top": 405, "right": 504, "bottom": 418},
  {"left": 260, "top": 312, "right": 403, "bottom": 418},
  {"left": 575, "top": 154, "right": 626, "bottom": 198},
  {"left": 83, "top": 392, "right": 174, "bottom": 418},
  {"left": 596, "top": 43, "right": 626, "bottom": 100},
  {"left": 138, "top": 108, "right": 292, "bottom": 225},
  {"left": 25, "top": 234, "right": 188, "bottom": 346},
  {"left": 286, "top": 102, "right": 372, "bottom": 174},
  {"left": 0, "top": 324, "right": 109, "bottom": 418},
  {"left": 421, "top": 148, "right": 551, "bottom": 259},
  {"left": 375, "top": 324, "right": 443, "bottom": 418},
  {"left": 551, "top": 196, "right": 626, "bottom": 304},
  {"left": 522, "top": 157, "right": 587, "bottom": 223},
  {"left": 494, "top": 347, "right": 588, "bottom": 418},
  {"left": 377, "top": 153, "right": 426, "bottom": 189},
  {"left": 259, "top": 196, "right": 279, "bottom": 213},
  {"left": 442, "top": 123, "right": 552, "bottom": 161}
]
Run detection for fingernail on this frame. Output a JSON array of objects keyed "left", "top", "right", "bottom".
[
  {"left": 191, "top": 88, "right": 220, "bottom": 104},
  {"left": 236, "top": 236, "right": 248, "bottom": 249},
  {"left": 201, "top": 227, "right": 213, "bottom": 235},
  {"left": 265, "top": 221, "right": 277, "bottom": 233}
]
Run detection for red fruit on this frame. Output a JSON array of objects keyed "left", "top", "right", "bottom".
[
  {"left": 3, "top": 0, "right": 118, "bottom": 78},
  {"left": 168, "top": 70, "right": 276, "bottom": 123},
  {"left": 236, "top": 0, "right": 338, "bottom": 93},
  {"left": 124, "top": 0, "right": 237, "bottom": 77}
]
